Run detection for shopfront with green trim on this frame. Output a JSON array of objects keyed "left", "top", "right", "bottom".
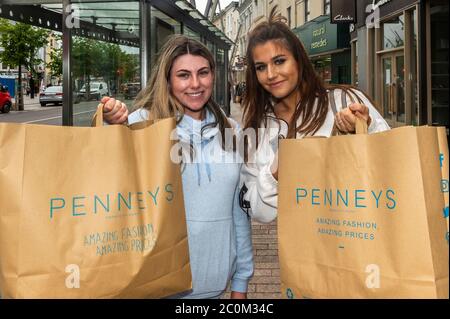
[{"left": 293, "top": 15, "right": 351, "bottom": 84}]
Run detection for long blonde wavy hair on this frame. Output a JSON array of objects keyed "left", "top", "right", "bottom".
[{"left": 133, "top": 35, "right": 235, "bottom": 150}]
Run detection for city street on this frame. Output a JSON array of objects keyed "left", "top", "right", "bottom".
[{"left": 0, "top": 96, "right": 109, "bottom": 125}]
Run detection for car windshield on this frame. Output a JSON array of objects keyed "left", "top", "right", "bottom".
[{"left": 45, "top": 86, "right": 62, "bottom": 93}]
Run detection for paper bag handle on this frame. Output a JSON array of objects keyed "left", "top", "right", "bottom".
[
  {"left": 91, "top": 103, "right": 154, "bottom": 129},
  {"left": 355, "top": 117, "right": 368, "bottom": 135},
  {"left": 91, "top": 103, "right": 105, "bottom": 127}
]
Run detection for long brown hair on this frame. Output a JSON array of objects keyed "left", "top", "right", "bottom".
[
  {"left": 133, "top": 34, "right": 234, "bottom": 150},
  {"left": 243, "top": 7, "right": 363, "bottom": 142}
]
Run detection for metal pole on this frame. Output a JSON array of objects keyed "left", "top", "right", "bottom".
[
  {"left": 140, "top": 0, "right": 151, "bottom": 88},
  {"left": 418, "top": 0, "right": 427, "bottom": 126},
  {"left": 62, "top": 0, "right": 73, "bottom": 126}
]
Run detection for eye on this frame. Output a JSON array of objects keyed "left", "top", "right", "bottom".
[
  {"left": 274, "top": 58, "right": 286, "bottom": 65},
  {"left": 255, "top": 64, "right": 266, "bottom": 72},
  {"left": 199, "top": 69, "right": 210, "bottom": 77},
  {"left": 177, "top": 73, "right": 189, "bottom": 79}
]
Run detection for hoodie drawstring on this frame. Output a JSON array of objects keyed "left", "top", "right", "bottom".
[{"left": 191, "top": 134, "right": 212, "bottom": 186}]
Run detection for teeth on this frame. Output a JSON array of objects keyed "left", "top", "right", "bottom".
[{"left": 187, "top": 92, "right": 202, "bottom": 97}]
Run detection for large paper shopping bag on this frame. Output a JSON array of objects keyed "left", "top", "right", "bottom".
[
  {"left": 278, "top": 125, "right": 449, "bottom": 298},
  {"left": 437, "top": 128, "right": 449, "bottom": 234},
  {"left": 0, "top": 108, "right": 191, "bottom": 298}
]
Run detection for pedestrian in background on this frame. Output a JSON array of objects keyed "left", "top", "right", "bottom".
[{"left": 29, "top": 76, "right": 35, "bottom": 99}]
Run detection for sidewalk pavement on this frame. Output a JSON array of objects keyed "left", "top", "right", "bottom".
[
  {"left": 225, "top": 101, "right": 282, "bottom": 299},
  {"left": 12, "top": 95, "right": 44, "bottom": 111}
]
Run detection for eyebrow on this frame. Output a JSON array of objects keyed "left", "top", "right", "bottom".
[
  {"left": 254, "top": 55, "right": 287, "bottom": 65},
  {"left": 175, "top": 67, "right": 210, "bottom": 73}
]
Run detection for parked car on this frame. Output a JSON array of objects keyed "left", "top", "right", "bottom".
[
  {"left": 39, "top": 85, "right": 63, "bottom": 106},
  {"left": 0, "top": 84, "right": 12, "bottom": 113},
  {"left": 78, "top": 81, "right": 109, "bottom": 100},
  {"left": 123, "top": 82, "right": 141, "bottom": 100}
]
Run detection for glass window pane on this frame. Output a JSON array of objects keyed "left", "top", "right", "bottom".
[
  {"left": 184, "top": 26, "right": 201, "bottom": 42},
  {"left": 150, "top": 7, "right": 181, "bottom": 66},
  {"left": 215, "top": 48, "right": 226, "bottom": 110},
  {"left": 70, "top": 1, "right": 141, "bottom": 127},
  {"left": 383, "top": 15, "right": 405, "bottom": 49},
  {"left": 382, "top": 57, "right": 393, "bottom": 120},
  {"left": 430, "top": 1, "right": 449, "bottom": 127},
  {"left": 395, "top": 55, "right": 405, "bottom": 123},
  {"left": 411, "top": 9, "right": 419, "bottom": 125}
]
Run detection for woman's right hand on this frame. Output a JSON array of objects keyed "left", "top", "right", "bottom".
[{"left": 101, "top": 96, "right": 129, "bottom": 124}]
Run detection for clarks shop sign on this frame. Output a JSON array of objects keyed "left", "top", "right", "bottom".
[
  {"left": 331, "top": 0, "right": 394, "bottom": 24},
  {"left": 331, "top": 0, "right": 356, "bottom": 24}
]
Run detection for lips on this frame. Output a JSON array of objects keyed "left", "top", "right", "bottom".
[
  {"left": 186, "top": 91, "right": 203, "bottom": 97},
  {"left": 268, "top": 81, "right": 285, "bottom": 88}
]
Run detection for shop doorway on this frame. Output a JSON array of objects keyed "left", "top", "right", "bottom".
[{"left": 381, "top": 52, "right": 405, "bottom": 127}]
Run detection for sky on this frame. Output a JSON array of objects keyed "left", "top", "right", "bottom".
[{"left": 195, "top": 0, "right": 235, "bottom": 16}]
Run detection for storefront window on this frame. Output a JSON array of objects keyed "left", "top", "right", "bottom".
[
  {"left": 150, "top": 7, "right": 181, "bottom": 67},
  {"left": 215, "top": 48, "right": 226, "bottom": 109},
  {"left": 411, "top": 9, "right": 419, "bottom": 125},
  {"left": 313, "top": 57, "right": 332, "bottom": 84},
  {"left": 395, "top": 55, "right": 405, "bottom": 122},
  {"left": 382, "top": 57, "right": 393, "bottom": 120},
  {"left": 382, "top": 15, "right": 405, "bottom": 50},
  {"left": 205, "top": 40, "right": 216, "bottom": 100},
  {"left": 184, "top": 26, "right": 201, "bottom": 42},
  {"left": 70, "top": 1, "right": 141, "bottom": 126},
  {"left": 430, "top": 1, "right": 449, "bottom": 127}
]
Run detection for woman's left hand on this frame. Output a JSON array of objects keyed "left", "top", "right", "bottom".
[
  {"left": 231, "top": 291, "right": 247, "bottom": 299},
  {"left": 335, "top": 103, "right": 372, "bottom": 133}
]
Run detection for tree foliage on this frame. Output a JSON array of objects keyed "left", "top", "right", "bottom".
[
  {"left": 47, "top": 33, "right": 63, "bottom": 77},
  {"left": 72, "top": 37, "right": 139, "bottom": 93},
  {"left": 0, "top": 18, "right": 49, "bottom": 75},
  {"left": 0, "top": 18, "right": 49, "bottom": 110}
]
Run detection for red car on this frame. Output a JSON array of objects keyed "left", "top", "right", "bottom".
[{"left": 0, "top": 84, "right": 12, "bottom": 113}]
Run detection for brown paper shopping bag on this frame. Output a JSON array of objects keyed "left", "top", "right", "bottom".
[
  {"left": 0, "top": 107, "right": 192, "bottom": 298},
  {"left": 278, "top": 124, "right": 449, "bottom": 299},
  {"left": 437, "top": 128, "right": 449, "bottom": 234}
]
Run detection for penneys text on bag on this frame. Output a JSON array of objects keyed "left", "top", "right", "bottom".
[
  {"left": 49, "top": 184, "right": 174, "bottom": 219},
  {"left": 295, "top": 187, "right": 397, "bottom": 209}
]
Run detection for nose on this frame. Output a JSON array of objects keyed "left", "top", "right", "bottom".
[
  {"left": 267, "top": 64, "right": 276, "bottom": 80},
  {"left": 190, "top": 75, "right": 200, "bottom": 88}
]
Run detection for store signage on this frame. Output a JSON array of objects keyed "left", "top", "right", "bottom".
[
  {"left": 293, "top": 15, "right": 350, "bottom": 55},
  {"left": 371, "top": 0, "right": 393, "bottom": 10},
  {"left": 331, "top": 0, "right": 356, "bottom": 24},
  {"left": 311, "top": 25, "right": 328, "bottom": 49}
]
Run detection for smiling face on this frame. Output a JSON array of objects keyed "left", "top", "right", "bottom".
[
  {"left": 252, "top": 40, "right": 299, "bottom": 101},
  {"left": 169, "top": 53, "right": 214, "bottom": 120}
]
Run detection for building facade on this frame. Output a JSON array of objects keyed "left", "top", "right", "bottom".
[
  {"left": 351, "top": 0, "right": 448, "bottom": 132},
  {"left": 212, "top": 1, "right": 241, "bottom": 84},
  {"left": 219, "top": 0, "right": 350, "bottom": 84}
]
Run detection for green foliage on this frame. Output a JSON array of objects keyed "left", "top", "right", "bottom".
[
  {"left": 0, "top": 18, "right": 49, "bottom": 75},
  {"left": 72, "top": 37, "right": 139, "bottom": 85},
  {"left": 47, "top": 34, "right": 63, "bottom": 77}
]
